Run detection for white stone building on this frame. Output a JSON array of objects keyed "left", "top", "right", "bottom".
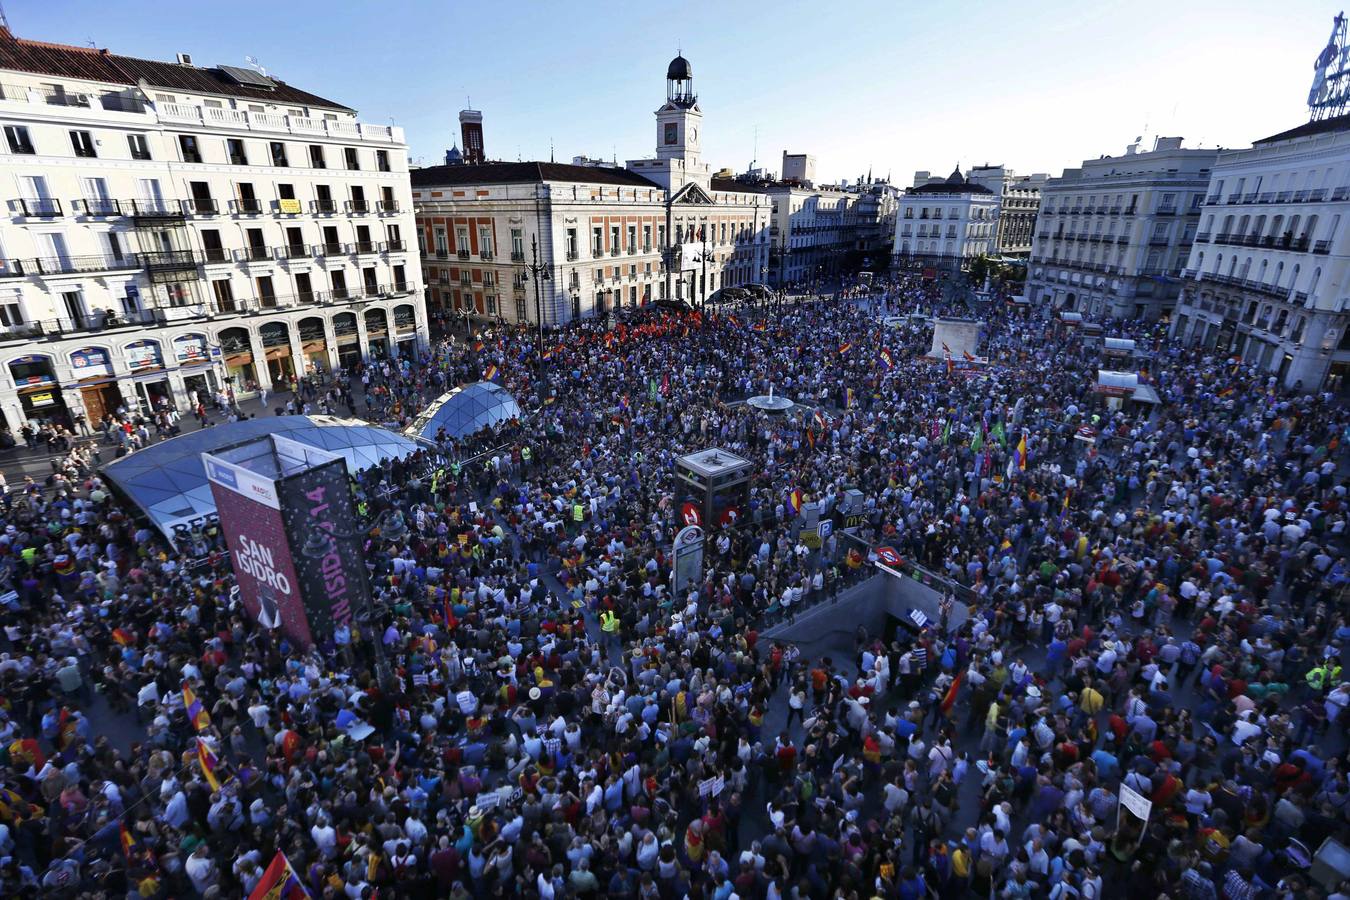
[
  {"left": 892, "top": 167, "right": 998, "bottom": 273},
  {"left": 0, "top": 27, "right": 423, "bottom": 432},
  {"left": 767, "top": 183, "right": 860, "bottom": 286},
  {"left": 1171, "top": 116, "right": 1350, "bottom": 392},
  {"left": 1026, "top": 137, "right": 1216, "bottom": 320},
  {"left": 967, "top": 165, "right": 1048, "bottom": 256},
  {"left": 412, "top": 55, "right": 770, "bottom": 325}
]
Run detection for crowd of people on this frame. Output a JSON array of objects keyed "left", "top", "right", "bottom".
[{"left": 0, "top": 273, "right": 1345, "bottom": 900}]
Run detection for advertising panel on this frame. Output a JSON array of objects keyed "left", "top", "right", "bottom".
[
  {"left": 275, "top": 456, "right": 370, "bottom": 647},
  {"left": 204, "top": 452, "right": 312, "bottom": 647}
]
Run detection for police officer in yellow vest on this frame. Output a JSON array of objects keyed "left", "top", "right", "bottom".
[
  {"left": 572, "top": 501, "right": 584, "bottom": 534},
  {"left": 1307, "top": 661, "right": 1341, "bottom": 695},
  {"left": 600, "top": 609, "right": 620, "bottom": 654}
]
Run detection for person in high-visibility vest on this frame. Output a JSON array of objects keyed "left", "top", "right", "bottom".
[{"left": 600, "top": 609, "right": 621, "bottom": 655}]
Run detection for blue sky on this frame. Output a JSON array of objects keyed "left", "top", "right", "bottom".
[{"left": 6, "top": 0, "right": 1339, "bottom": 185}]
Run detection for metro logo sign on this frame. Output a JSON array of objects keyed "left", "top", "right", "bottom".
[{"left": 875, "top": 546, "right": 903, "bottom": 568}]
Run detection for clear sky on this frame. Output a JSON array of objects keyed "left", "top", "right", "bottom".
[{"left": 4, "top": 0, "right": 1340, "bottom": 185}]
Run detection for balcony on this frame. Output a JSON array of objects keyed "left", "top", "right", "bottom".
[
  {"left": 566, "top": 250, "right": 580, "bottom": 261},
  {"left": 1108, "top": 206, "right": 1121, "bottom": 214},
  {"left": 479, "top": 250, "right": 494, "bottom": 260},
  {"left": 72, "top": 199, "right": 122, "bottom": 217},
  {"left": 1156, "top": 206, "right": 1177, "bottom": 216},
  {"left": 232, "top": 198, "right": 264, "bottom": 215},
  {"left": 142, "top": 250, "right": 199, "bottom": 270},
  {"left": 1259, "top": 192, "right": 1275, "bottom": 203},
  {"left": 1195, "top": 232, "right": 1211, "bottom": 242},
  {"left": 386, "top": 240, "right": 407, "bottom": 252},
  {"left": 1334, "top": 186, "right": 1350, "bottom": 202},
  {"left": 313, "top": 199, "right": 338, "bottom": 214},
  {"left": 237, "top": 246, "right": 272, "bottom": 262},
  {"left": 1205, "top": 194, "right": 1221, "bottom": 204},
  {"left": 347, "top": 199, "right": 371, "bottom": 214},
  {"left": 1242, "top": 193, "right": 1258, "bottom": 203},
  {"left": 1314, "top": 240, "right": 1332, "bottom": 254},
  {"left": 1293, "top": 190, "right": 1309, "bottom": 202},
  {"left": 0, "top": 254, "right": 141, "bottom": 277},
  {"left": 183, "top": 198, "right": 218, "bottom": 216},
  {"left": 609, "top": 248, "right": 620, "bottom": 257},
  {"left": 456, "top": 250, "right": 470, "bottom": 260},
  {"left": 127, "top": 199, "right": 183, "bottom": 220},
  {"left": 18, "top": 198, "right": 62, "bottom": 217},
  {"left": 316, "top": 243, "right": 345, "bottom": 257},
  {"left": 376, "top": 200, "right": 400, "bottom": 214},
  {"left": 351, "top": 241, "right": 379, "bottom": 255},
  {"left": 155, "top": 102, "right": 404, "bottom": 144},
  {"left": 274, "top": 244, "right": 310, "bottom": 260},
  {"left": 510, "top": 250, "right": 525, "bottom": 262},
  {"left": 202, "top": 247, "right": 230, "bottom": 264}
]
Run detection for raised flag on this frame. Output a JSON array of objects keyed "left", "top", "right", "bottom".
[
  {"left": 471, "top": 340, "right": 484, "bottom": 353},
  {"left": 806, "top": 428, "right": 816, "bottom": 449},
  {"left": 111, "top": 628, "right": 135, "bottom": 647},
  {"left": 787, "top": 489, "right": 803, "bottom": 516},
  {"left": 812, "top": 409, "right": 829, "bottom": 431},
  {"left": 990, "top": 421, "right": 1006, "bottom": 447},
  {"left": 837, "top": 342, "right": 852, "bottom": 356},
  {"left": 970, "top": 426, "right": 984, "bottom": 453},
  {"left": 845, "top": 387, "right": 855, "bottom": 409},
  {"left": 248, "top": 851, "right": 310, "bottom": 900},
  {"left": 182, "top": 681, "right": 210, "bottom": 733},
  {"left": 1014, "top": 432, "right": 1028, "bottom": 471},
  {"left": 878, "top": 348, "right": 894, "bottom": 370},
  {"left": 118, "top": 822, "right": 138, "bottom": 860},
  {"left": 962, "top": 350, "right": 975, "bottom": 363},
  {"left": 661, "top": 372, "right": 670, "bottom": 395},
  {"left": 941, "top": 341, "right": 951, "bottom": 354},
  {"left": 196, "top": 737, "right": 222, "bottom": 792},
  {"left": 940, "top": 420, "right": 951, "bottom": 446},
  {"left": 1058, "top": 489, "right": 1072, "bottom": 527},
  {"left": 752, "top": 321, "right": 768, "bottom": 332},
  {"left": 482, "top": 364, "right": 499, "bottom": 382}
]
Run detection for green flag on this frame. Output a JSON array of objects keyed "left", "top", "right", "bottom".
[
  {"left": 990, "top": 421, "right": 1006, "bottom": 447},
  {"left": 971, "top": 426, "right": 984, "bottom": 453},
  {"left": 941, "top": 420, "right": 951, "bottom": 446},
  {"left": 648, "top": 377, "right": 658, "bottom": 401}
]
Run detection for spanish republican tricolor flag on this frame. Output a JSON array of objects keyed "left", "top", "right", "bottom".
[
  {"left": 182, "top": 681, "right": 210, "bottom": 733},
  {"left": 878, "top": 348, "right": 894, "bottom": 370},
  {"left": 248, "top": 851, "right": 310, "bottom": 900},
  {"left": 483, "top": 364, "right": 499, "bottom": 382},
  {"left": 471, "top": 339, "right": 485, "bottom": 353},
  {"left": 1014, "top": 432, "right": 1028, "bottom": 471},
  {"left": 119, "top": 821, "right": 139, "bottom": 859},
  {"left": 845, "top": 387, "right": 856, "bottom": 409},
  {"left": 196, "top": 737, "right": 222, "bottom": 792},
  {"left": 837, "top": 342, "right": 853, "bottom": 355},
  {"left": 111, "top": 628, "right": 135, "bottom": 647},
  {"left": 787, "top": 489, "right": 803, "bottom": 516}
]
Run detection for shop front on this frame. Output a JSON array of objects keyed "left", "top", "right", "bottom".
[
  {"left": 220, "top": 327, "right": 259, "bottom": 395},
  {"left": 69, "top": 347, "right": 122, "bottom": 426},
  {"left": 125, "top": 339, "right": 172, "bottom": 413},
  {"left": 364, "top": 308, "right": 389, "bottom": 359},
  {"left": 9, "top": 354, "right": 70, "bottom": 427},
  {"left": 260, "top": 322, "right": 295, "bottom": 388},
  {"left": 333, "top": 312, "right": 362, "bottom": 369},
  {"left": 297, "top": 317, "right": 331, "bottom": 378},
  {"left": 393, "top": 304, "right": 418, "bottom": 358},
  {"left": 174, "top": 334, "right": 219, "bottom": 408}
]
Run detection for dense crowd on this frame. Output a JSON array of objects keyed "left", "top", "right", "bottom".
[{"left": 0, "top": 274, "right": 1346, "bottom": 899}]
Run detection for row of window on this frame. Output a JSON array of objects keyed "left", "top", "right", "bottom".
[
  {"left": 1, "top": 123, "right": 391, "bottom": 172},
  {"left": 10, "top": 172, "right": 400, "bottom": 221}
]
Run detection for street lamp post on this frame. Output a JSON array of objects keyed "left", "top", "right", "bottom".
[
  {"left": 519, "top": 235, "right": 551, "bottom": 353},
  {"left": 695, "top": 227, "right": 713, "bottom": 310}
]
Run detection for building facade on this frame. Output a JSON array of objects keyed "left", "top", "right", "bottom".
[
  {"left": 767, "top": 184, "right": 860, "bottom": 286},
  {"left": 1026, "top": 137, "right": 1216, "bottom": 320},
  {"left": 1171, "top": 116, "right": 1350, "bottom": 392},
  {"left": 892, "top": 168, "right": 998, "bottom": 273},
  {"left": 0, "top": 27, "right": 424, "bottom": 432},
  {"left": 411, "top": 56, "right": 770, "bottom": 326},
  {"left": 967, "top": 165, "right": 1048, "bottom": 257}
]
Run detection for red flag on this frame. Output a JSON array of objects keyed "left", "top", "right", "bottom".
[{"left": 940, "top": 670, "right": 965, "bottom": 716}]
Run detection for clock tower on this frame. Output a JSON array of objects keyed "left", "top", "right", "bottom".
[{"left": 656, "top": 54, "right": 702, "bottom": 166}]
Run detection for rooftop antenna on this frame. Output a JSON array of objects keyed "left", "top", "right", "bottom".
[
  {"left": 245, "top": 55, "right": 267, "bottom": 77},
  {"left": 0, "top": 2, "right": 9, "bottom": 30},
  {"left": 752, "top": 124, "right": 758, "bottom": 170},
  {"left": 550, "top": 137, "right": 554, "bottom": 164}
]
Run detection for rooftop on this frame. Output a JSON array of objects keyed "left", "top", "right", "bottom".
[
  {"left": 412, "top": 161, "right": 662, "bottom": 190},
  {"left": 1255, "top": 113, "right": 1350, "bottom": 145},
  {"left": 0, "top": 26, "right": 351, "bottom": 111}
]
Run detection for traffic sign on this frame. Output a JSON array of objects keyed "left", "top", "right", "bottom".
[{"left": 817, "top": 519, "right": 833, "bottom": 540}]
